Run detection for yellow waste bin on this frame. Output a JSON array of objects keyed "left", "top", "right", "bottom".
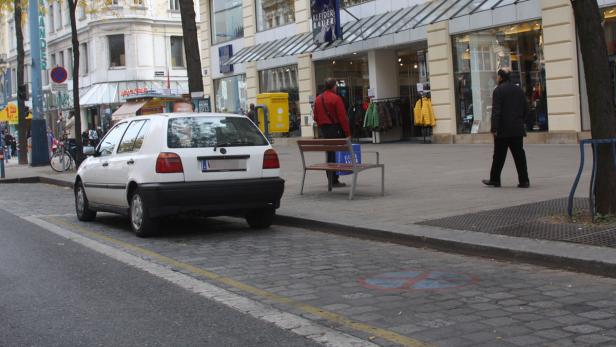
[{"left": 256, "top": 93, "right": 289, "bottom": 133}]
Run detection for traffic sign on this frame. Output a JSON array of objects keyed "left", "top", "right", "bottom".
[
  {"left": 51, "top": 83, "right": 68, "bottom": 92},
  {"left": 50, "top": 66, "right": 68, "bottom": 84}
]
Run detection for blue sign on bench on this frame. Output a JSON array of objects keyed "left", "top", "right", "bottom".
[{"left": 335, "top": 143, "right": 361, "bottom": 176}]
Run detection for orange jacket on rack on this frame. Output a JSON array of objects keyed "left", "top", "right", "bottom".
[{"left": 413, "top": 97, "right": 436, "bottom": 127}]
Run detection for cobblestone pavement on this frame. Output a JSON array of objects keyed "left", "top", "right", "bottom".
[{"left": 3, "top": 184, "right": 616, "bottom": 347}]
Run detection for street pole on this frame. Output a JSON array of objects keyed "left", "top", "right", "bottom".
[{"left": 28, "top": 0, "right": 49, "bottom": 166}]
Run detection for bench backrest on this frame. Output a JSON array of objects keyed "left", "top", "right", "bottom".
[{"left": 297, "top": 139, "right": 357, "bottom": 168}]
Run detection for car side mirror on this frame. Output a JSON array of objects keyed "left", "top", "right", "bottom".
[{"left": 83, "top": 146, "right": 97, "bottom": 156}]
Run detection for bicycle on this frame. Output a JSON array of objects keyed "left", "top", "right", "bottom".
[{"left": 50, "top": 140, "right": 76, "bottom": 172}]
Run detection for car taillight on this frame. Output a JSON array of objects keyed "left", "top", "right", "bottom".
[
  {"left": 263, "top": 149, "right": 280, "bottom": 169},
  {"left": 156, "top": 152, "right": 184, "bottom": 173}
]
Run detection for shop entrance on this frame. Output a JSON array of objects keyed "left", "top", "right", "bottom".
[{"left": 315, "top": 55, "right": 370, "bottom": 140}]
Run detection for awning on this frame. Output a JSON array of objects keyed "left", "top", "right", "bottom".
[
  {"left": 80, "top": 83, "right": 121, "bottom": 106},
  {"left": 225, "top": 0, "right": 529, "bottom": 65},
  {"left": 111, "top": 101, "right": 148, "bottom": 121}
]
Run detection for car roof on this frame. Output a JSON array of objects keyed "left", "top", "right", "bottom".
[{"left": 120, "top": 113, "right": 246, "bottom": 122}]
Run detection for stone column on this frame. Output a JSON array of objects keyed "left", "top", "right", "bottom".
[
  {"left": 426, "top": 21, "right": 457, "bottom": 144},
  {"left": 298, "top": 53, "right": 316, "bottom": 138},
  {"left": 295, "top": 0, "right": 311, "bottom": 34},
  {"left": 199, "top": 0, "right": 213, "bottom": 101},
  {"left": 541, "top": 0, "right": 582, "bottom": 141},
  {"left": 243, "top": 0, "right": 259, "bottom": 107}
]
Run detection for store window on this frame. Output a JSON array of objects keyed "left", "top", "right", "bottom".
[
  {"left": 452, "top": 21, "right": 547, "bottom": 134},
  {"left": 214, "top": 74, "right": 247, "bottom": 114},
  {"left": 256, "top": 0, "right": 295, "bottom": 32},
  {"left": 342, "top": 0, "right": 371, "bottom": 8},
  {"left": 211, "top": 0, "right": 243, "bottom": 45},
  {"left": 170, "top": 36, "right": 185, "bottom": 68},
  {"left": 108, "top": 34, "right": 126, "bottom": 68},
  {"left": 259, "top": 65, "right": 300, "bottom": 133}
]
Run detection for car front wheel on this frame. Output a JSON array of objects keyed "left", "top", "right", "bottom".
[
  {"left": 75, "top": 182, "right": 97, "bottom": 221},
  {"left": 246, "top": 207, "right": 275, "bottom": 229},
  {"left": 130, "top": 190, "right": 158, "bottom": 237}
]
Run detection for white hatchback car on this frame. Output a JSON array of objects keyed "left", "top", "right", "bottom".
[{"left": 74, "top": 113, "right": 285, "bottom": 237}]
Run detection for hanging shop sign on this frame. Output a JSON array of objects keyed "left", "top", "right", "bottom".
[
  {"left": 219, "top": 45, "right": 234, "bottom": 74},
  {"left": 311, "top": 0, "right": 343, "bottom": 44},
  {"left": 38, "top": 0, "right": 47, "bottom": 70}
]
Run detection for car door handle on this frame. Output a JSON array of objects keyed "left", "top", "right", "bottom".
[
  {"left": 127, "top": 159, "right": 135, "bottom": 165},
  {"left": 102, "top": 162, "right": 109, "bottom": 167}
]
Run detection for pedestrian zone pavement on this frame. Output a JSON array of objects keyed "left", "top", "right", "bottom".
[{"left": 3, "top": 141, "right": 616, "bottom": 275}]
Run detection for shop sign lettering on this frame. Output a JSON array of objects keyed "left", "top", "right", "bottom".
[
  {"left": 120, "top": 88, "right": 149, "bottom": 97},
  {"left": 311, "top": 0, "right": 343, "bottom": 44},
  {"left": 38, "top": 0, "right": 47, "bottom": 70}
]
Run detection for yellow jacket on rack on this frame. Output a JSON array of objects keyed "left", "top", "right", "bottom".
[{"left": 413, "top": 97, "right": 436, "bottom": 127}]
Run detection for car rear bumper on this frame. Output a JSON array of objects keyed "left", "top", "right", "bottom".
[{"left": 139, "top": 178, "right": 285, "bottom": 218}]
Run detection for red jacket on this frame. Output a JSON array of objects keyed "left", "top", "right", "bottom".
[{"left": 313, "top": 90, "right": 351, "bottom": 137}]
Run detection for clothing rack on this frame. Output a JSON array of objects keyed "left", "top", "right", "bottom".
[{"left": 370, "top": 97, "right": 406, "bottom": 102}]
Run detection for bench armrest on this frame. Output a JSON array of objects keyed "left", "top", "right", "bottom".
[{"left": 361, "top": 151, "right": 381, "bottom": 165}]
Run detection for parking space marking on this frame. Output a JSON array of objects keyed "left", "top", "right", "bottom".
[{"left": 36, "top": 216, "right": 433, "bottom": 347}]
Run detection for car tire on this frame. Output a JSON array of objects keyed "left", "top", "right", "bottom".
[
  {"left": 75, "top": 181, "right": 97, "bottom": 222},
  {"left": 130, "top": 190, "right": 158, "bottom": 238},
  {"left": 246, "top": 207, "right": 275, "bottom": 229}
]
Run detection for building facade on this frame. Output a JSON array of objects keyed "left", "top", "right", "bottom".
[
  {"left": 4, "top": 0, "right": 198, "bottom": 136},
  {"left": 199, "top": 0, "right": 616, "bottom": 144}
]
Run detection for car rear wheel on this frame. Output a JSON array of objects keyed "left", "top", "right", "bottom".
[
  {"left": 130, "top": 190, "right": 158, "bottom": 237},
  {"left": 246, "top": 207, "right": 275, "bottom": 229},
  {"left": 75, "top": 182, "right": 97, "bottom": 222}
]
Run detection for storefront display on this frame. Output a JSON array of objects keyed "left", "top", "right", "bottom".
[
  {"left": 258, "top": 65, "right": 300, "bottom": 134},
  {"left": 452, "top": 21, "right": 547, "bottom": 134},
  {"left": 256, "top": 0, "right": 295, "bottom": 32},
  {"left": 211, "top": 0, "right": 243, "bottom": 45},
  {"left": 214, "top": 74, "right": 247, "bottom": 114},
  {"left": 315, "top": 56, "right": 370, "bottom": 139}
]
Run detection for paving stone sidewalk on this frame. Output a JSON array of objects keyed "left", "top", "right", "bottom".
[{"left": 4, "top": 142, "right": 616, "bottom": 272}]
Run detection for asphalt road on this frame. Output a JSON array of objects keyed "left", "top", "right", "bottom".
[
  {"left": 2, "top": 183, "right": 616, "bottom": 347},
  {"left": 0, "top": 207, "right": 319, "bottom": 347}
]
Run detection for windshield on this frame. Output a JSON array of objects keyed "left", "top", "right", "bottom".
[{"left": 167, "top": 116, "right": 269, "bottom": 148}]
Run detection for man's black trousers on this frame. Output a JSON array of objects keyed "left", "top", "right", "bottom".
[
  {"left": 318, "top": 124, "right": 344, "bottom": 184},
  {"left": 490, "top": 136, "right": 529, "bottom": 184}
]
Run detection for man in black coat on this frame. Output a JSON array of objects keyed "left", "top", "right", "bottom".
[{"left": 483, "top": 68, "right": 530, "bottom": 188}]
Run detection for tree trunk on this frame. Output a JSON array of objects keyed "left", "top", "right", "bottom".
[
  {"left": 68, "top": 0, "right": 82, "bottom": 164},
  {"left": 571, "top": 0, "right": 616, "bottom": 215},
  {"left": 14, "top": 0, "right": 27, "bottom": 165},
  {"left": 178, "top": 0, "right": 203, "bottom": 97}
]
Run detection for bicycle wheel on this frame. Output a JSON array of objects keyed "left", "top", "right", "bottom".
[{"left": 50, "top": 152, "right": 72, "bottom": 172}]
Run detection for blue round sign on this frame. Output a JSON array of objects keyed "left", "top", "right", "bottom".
[
  {"left": 51, "top": 66, "right": 68, "bottom": 84},
  {"left": 359, "top": 270, "right": 477, "bottom": 291}
]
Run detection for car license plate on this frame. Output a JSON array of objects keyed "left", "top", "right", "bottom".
[{"left": 201, "top": 159, "right": 247, "bottom": 172}]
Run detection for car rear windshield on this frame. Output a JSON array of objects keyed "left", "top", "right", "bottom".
[{"left": 167, "top": 116, "right": 269, "bottom": 148}]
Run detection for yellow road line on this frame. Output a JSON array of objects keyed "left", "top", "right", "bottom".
[{"left": 49, "top": 216, "right": 433, "bottom": 347}]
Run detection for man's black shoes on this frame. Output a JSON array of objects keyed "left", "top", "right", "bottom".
[
  {"left": 482, "top": 180, "right": 501, "bottom": 187},
  {"left": 518, "top": 182, "right": 530, "bottom": 188}
]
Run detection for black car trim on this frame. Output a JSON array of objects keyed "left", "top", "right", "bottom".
[
  {"left": 197, "top": 155, "right": 251, "bottom": 160},
  {"left": 85, "top": 183, "right": 127, "bottom": 190}
]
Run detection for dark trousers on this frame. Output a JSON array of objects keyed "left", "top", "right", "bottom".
[
  {"left": 319, "top": 124, "right": 344, "bottom": 184},
  {"left": 490, "top": 136, "right": 529, "bottom": 184}
]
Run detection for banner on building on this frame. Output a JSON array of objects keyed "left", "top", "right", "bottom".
[{"left": 311, "top": 0, "right": 343, "bottom": 44}]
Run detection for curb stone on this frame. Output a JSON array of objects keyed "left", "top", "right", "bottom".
[{"left": 4, "top": 175, "right": 616, "bottom": 279}]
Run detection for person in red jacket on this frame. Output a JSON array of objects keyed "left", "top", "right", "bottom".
[{"left": 313, "top": 78, "right": 351, "bottom": 188}]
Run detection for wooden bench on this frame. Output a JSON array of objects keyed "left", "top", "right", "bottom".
[{"left": 297, "top": 139, "right": 385, "bottom": 200}]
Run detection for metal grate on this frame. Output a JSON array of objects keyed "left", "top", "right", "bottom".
[{"left": 418, "top": 198, "right": 616, "bottom": 247}]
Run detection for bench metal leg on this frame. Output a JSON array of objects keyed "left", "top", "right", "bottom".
[
  {"left": 300, "top": 170, "right": 306, "bottom": 195},
  {"left": 349, "top": 171, "right": 358, "bottom": 200},
  {"left": 381, "top": 165, "right": 385, "bottom": 196},
  {"left": 327, "top": 172, "right": 333, "bottom": 192}
]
